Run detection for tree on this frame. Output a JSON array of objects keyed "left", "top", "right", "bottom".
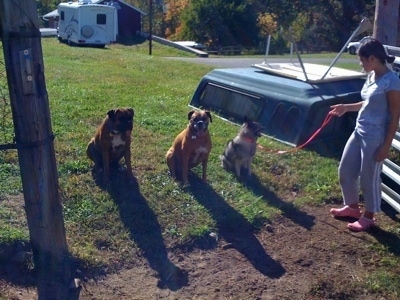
[
  {"left": 180, "top": 0, "right": 259, "bottom": 48},
  {"left": 36, "top": 0, "right": 58, "bottom": 16},
  {"left": 257, "top": 13, "right": 277, "bottom": 37},
  {"left": 256, "top": 0, "right": 375, "bottom": 51},
  {"left": 164, "top": 0, "right": 190, "bottom": 39}
]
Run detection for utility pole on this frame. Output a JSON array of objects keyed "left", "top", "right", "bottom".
[
  {"left": 149, "top": 0, "right": 153, "bottom": 55},
  {"left": 0, "top": 1, "right": 74, "bottom": 299},
  {"left": 373, "top": 0, "right": 399, "bottom": 45}
]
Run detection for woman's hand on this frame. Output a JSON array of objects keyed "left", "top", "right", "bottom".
[
  {"left": 375, "top": 144, "right": 391, "bottom": 161},
  {"left": 329, "top": 104, "right": 347, "bottom": 117},
  {"left": 329, "top": 101, "right": 363, "bottom": 117}
]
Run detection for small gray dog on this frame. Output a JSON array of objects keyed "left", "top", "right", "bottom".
[{"left": 220, "top": 118, "right": 263, "bottom": 177}]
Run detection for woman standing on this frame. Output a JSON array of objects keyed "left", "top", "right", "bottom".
[{"left": 329, "top": 38, "right": 400, "bottom": 231}]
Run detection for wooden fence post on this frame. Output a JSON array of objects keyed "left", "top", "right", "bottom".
[
  {"left": 0, "top": 1, "right": 73, "bottom": 299},
  {"left": 373, "top": 0, "right": 400, "bottom": 45}
]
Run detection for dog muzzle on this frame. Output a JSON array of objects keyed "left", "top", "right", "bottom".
[{"left": 194, "top": 121, "right": 208, "bottom": 135}]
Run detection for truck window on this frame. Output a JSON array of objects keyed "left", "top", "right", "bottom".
[
  {"left": 60, "top": 11, "right": 64, "bottom": 21},
  {"left": 97, "top": 14, "right": 107, "bottom": 25},
  {"left": 199, "top": 82, "right": 264, "bottom": 121}
]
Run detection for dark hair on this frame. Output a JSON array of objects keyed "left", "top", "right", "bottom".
[{"left": 357, "top": 38, "right": 395, "bottom": 64}]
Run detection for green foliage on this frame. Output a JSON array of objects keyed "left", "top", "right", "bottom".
[
  {"left": 0, "top": 198, "right": 29, "bottom": 244},
  {"left": 180, "top": 0, "right": 259, "bottom": 48},
  {"left": 36, "top": 0, "right": 58, "bottom": 16},
  {"left": 0, "top": 225, "right": 28, "bottom": 245},
  {"left": 365, "top": 271, "right": 400, "bottom": 295},
  {"left": 174, "top": 0, "right": 374, "bottom": 51}
]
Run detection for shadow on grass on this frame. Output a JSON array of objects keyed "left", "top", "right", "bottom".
[
  {"left": 107, "top": 173, "right": 188, "bottom": 291},
  {"left": 188, "top": 174, "right": 286, "bottom": 279},
  {"left": 381, "top": 201, "right": 400, "bottom": 223},
  {"left": 0, "top": 241, "right": 82, "bottom": 299},
  {"left": 240, "top": 174, "right": 316, "bottom": 230},
  {"left": 368, "top": 226, "right": 400, "bottom": 257},
  {"left": 369, "top": 202, "right": 400, "bottom": 257},
  {"left": 117, "top": 35, "right": 147, "bottom": 46},
  {"left": 0, "top": 241, "right": 35, "bottom": 287}
]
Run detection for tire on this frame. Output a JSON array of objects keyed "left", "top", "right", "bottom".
[
  {"left": 67, "top": 37, "right": 75, "bottom": 47},
  {"left": 348, "top": 46, "right": 356, "bottom": 55},
  {"left": 81, "top": 25, "right": 94, "bottom": 38}
]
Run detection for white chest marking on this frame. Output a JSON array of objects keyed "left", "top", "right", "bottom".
[
  {"left": 192, "top": 146, "right": 208, "bottom": 162},
  {"left": 111, "top": 135, "right": 125, "bottom": 151},
  {"left": 197, "top": 146, "right": 208, "bottom": 154}
]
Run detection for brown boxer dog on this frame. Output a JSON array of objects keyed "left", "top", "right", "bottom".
[
  {"left": 166, "top": 110, "right": 212, "bottom": 184},
  {"left": 87, "top": 108, "right": 134, "bottom": 185}
]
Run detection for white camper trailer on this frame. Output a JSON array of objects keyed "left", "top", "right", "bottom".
[{"left": 57, "top": 1, "right": 117, "bottom": 47}]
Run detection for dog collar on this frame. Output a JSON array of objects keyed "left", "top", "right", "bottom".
[{"left": 243, "top": 137, "right": 255, "bottom": 143}]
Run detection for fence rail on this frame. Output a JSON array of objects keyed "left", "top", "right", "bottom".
[{"left": 382, "top": 131, "right": 400, "bottom": 212}]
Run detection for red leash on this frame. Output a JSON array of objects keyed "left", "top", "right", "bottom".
[{"left": 258, "top": 112, "right": 334, "bottom": 154}]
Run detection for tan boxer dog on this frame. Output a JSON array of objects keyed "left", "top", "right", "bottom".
[
  {"left": 87, "top": 108, "right": 134, "bottom": 185},
  {"left": 166, "top": 110, "right": 212, "bottom": 184}
]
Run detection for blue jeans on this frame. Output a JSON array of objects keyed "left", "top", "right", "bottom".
[{"left": 338, "top": 131, "right": 383, "bottom": 213}]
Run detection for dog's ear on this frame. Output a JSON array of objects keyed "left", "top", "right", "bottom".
[
  {"left": 128, "top": 108, "right": 134, "bottom": 116},
  {"left": 205, "top": 111, "right": 212, "bottom": 123},
  {"left": 188, "top": 110, "right": 195, "bottom": 120},
  {"left": 107, "top": 109, "right": 116, "bottom": 120}
]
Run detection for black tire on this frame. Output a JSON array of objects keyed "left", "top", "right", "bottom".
[
  {"left": 67, "top": 37, "right": 75, "bottom": 47},
  {"left": 348, "top": 46, "right": 356, "bottom": 55}
]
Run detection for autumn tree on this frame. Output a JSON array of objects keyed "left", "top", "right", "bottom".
[
  {"left": 257, "top": 13, "right": 277, "bottom": 37},
  {"left": 179, "top": 0, "right": 259, "bottom": 48},
  {"left": 257, "top": 0, "right": 374, "bottom": 51},
  {"left": 164, "top": 0, "right": 189, "bottom": 39}
]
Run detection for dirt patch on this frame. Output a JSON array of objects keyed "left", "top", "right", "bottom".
[{"left": 1, "top": 201, "right": 399, "bottom": 300}]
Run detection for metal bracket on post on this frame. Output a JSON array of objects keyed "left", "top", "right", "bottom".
[{"left": 19, "top": 48, "right": 36, "bottom": 95}]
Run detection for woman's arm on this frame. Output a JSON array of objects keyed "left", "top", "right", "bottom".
[
  {"left": 375, "top": 90, "right": 400, "bottom": 161},
  {"left": 329, "top": 101, "right": 363, "bottom": 117}
]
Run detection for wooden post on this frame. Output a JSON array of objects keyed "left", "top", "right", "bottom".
[
  {"left": 373, "top": 0, "right": 399, "bottom": 45},
  {"left": 0, "top": 1, "right": 73, "bottom": 299},
  {"left": 149, "top": 0, "right": 153, "bottom": 55}
]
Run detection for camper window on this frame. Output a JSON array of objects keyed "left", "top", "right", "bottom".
[
  {"left": 97, "top": 14, "right": 107, "bottom": 25},
  {"left": 60, "top": 11, "right": 65, "bottom": 21},
  {"left": 199, "top": 82, "right": 265, "bottom": 121}
]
